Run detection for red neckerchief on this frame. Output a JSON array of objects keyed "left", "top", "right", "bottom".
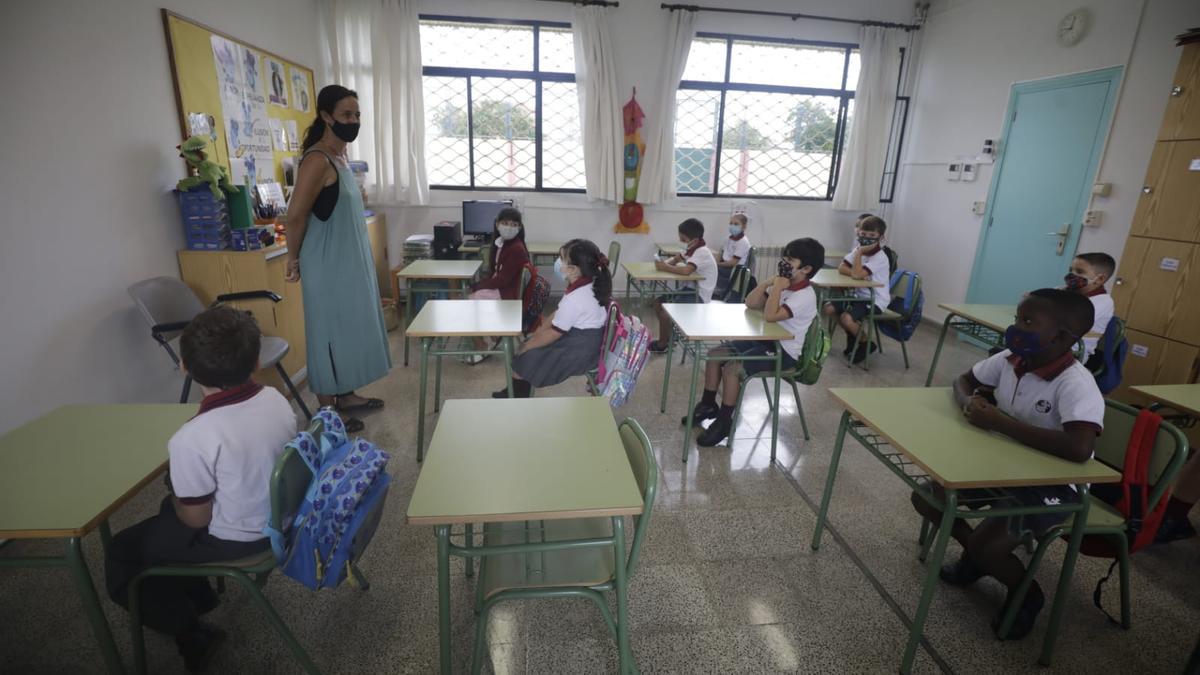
[
  {"left": 786, "top": 279, "right": 812, "bottom": 291},
  {"left": 1086, "top": 286, "right": 1107, "bottom": 297},
  {"left": 194, "top": 380, "right": 263, "bottom": 418},
  {"left": 729, "top": 232, "right": 745, "bottom": 241},
  {"left": 566, "top": 276, "right": 593, "bottom": 294},
  {"left": 685, "top": 238, "right": 706, "bottom": 256},
  {"left": 1006, "top": 351, "right": 1076, "bottom": 381}
]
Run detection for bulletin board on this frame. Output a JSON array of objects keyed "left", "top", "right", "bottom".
[{"left": 162, "top": 9, "right": 316, "bottom": 187}]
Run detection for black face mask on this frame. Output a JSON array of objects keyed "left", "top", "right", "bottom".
[{"left": 330, "top": 120, "right": 360, "bottom": 142}]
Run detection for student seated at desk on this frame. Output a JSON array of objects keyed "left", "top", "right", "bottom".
[
  {"left": 105, "top": 307, "right": 297, "bottom": 670},
  {"left": 649, "top": 218, "right": 718, "bottom": 353},
  {"left": 714, "top": 213, "right": 752, "bottom": 299},
  {"left": 1062, "top": 251, "right": 1115, "bottom": 365},
  {"left": 685, "top": 238, "right": 824, "bottom": 447},
  {"left": 823, "top": 214, "right": 891, "bottom": 363},
  {"left": 492, "top": 239, "right": 611, "bottom": 398},
  {"left": 909, "top": 289, "right": 1103, "bottom": 641},
  {"left": 466, "top": 207, "right": 530, "bottom": 364}
]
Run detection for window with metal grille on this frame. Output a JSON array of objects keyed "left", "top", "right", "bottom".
[
  {"left": 420, "top": 17, "right": 585, "bottom": 192},
  {"left": 675, "top": 33, "right": 907, "bottom": 202}
]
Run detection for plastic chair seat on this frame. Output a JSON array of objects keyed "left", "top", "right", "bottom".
[
  {"left": 1058, "top": 495, "right": 1126, "bottom": 533},
  {"left": 479, "top": 518, "right": 617, "bottom": 600},
  {"left": 877, "top": 309, "right": 903, "bottom": 322},
  {"left": 259, "top": 337, "right": 290, "bottom": 369}
]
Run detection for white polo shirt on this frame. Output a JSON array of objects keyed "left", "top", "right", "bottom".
[
  {"left": 552, "top": 280, "right": 608, "bottom": 332},
  {"left": 169, "top": 386, "right": 297, "bottom": 542},
  {"left": 1084, "top": 290, "right": 1114, "bottom": 357},
  {"left": 842, "top": 247, "right": 891, "bottom": 311},
  {"left": 777, "top": 281, "right": 818, "bottom": 360},
  {"left": 685, "top": 245, "right": 719, "bottom": 302},
  {"left": 972, "top": 349, "right": 1105, "bottom": 441},
  {"left": 721, "top": 236, "right": 751, "bottom": 265}
]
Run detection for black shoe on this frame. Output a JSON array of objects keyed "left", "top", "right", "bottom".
[
  {"left": 491, "top": 387, "right": 511, "bottom": 398},
  {"left": 851, "top": 343, "right": 878, "bottom": 364},
  {"left": 176, "top": 624, "right": 226, "bottom": 673},
  {"left": 1155, "top": 515, "right": 1198, "bottom": 543},
  {"left": 681, "top": 402, "right": 719, "bottom": 427},
  {"left": 696, "top": 418, "right": 732, "bottom": 447},
  {"left": 939, "top": 556, "right": 985, "bottom": 587},
  {"left": 648, "top": 340, "right": 668, "bottom": 354},
  {"left": 992, "top": 583, "right": 1044, "bottom": 641}
]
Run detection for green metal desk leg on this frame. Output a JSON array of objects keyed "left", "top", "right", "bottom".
[
  {"left": 66, "top": 536, "right": 125, "bottom": 675},
  {"left": 902, "top": 489, "right": 958, "bottom": 674},
  {"left": 434, "top": 347, "right": 443, "bottom": 414},
  {"left": 660, "top": 329, "right": 676, "bottom": 413},
  {"left": 612, "top": 517, "right": 635, "bottom": 674},
  {"left": 417, "top": 338, "right": 431, "bottom": 463},
  {"left": 770, "top": 348, "right": 782, "bottom": 462},
  {"left": 1038, "top": 484, "right": 1092, "bottom": 666},
  {"left": 435, "top": 525, "right": 452, "bottom": 675},
  {"left": 681, "top": 340, "right": 703, "bottom": 463},
  {"left": 812, "top": 411, "right": 852, "bottom": 551},
  {"left": 464, "top": 523, "right": 474, "bottom": 578},
  {"left": 504, "top": 337, "right": 515, "bottom": 399},
  {"left": 99, "top": 520, "right": 113, "bottom": 555},
  {"left": 924, "top": 313, "right": 956, "bottom": 387}
]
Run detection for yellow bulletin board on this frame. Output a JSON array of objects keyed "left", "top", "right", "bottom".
[{"left": 162, "top": 10, "right": 316, "bottom": 187}]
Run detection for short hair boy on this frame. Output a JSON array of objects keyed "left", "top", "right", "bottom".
[
  {"left": 909, "top": 289, "right": 1103, "bottom": 640},
  {"left": 823, "top": 215, "right": 891, "bottom": 363},
  {"left": 686, "top": 238, "right": 825, "bottom": 446},
  {"left": 105, "top": 306, "right": 297, "bottom": 669},
  {"left": 650, "top": 218, "right": 719, "bottom": 352},
  {"left": 1065, "top": 252, "right": 1116, "bottom": 363}
]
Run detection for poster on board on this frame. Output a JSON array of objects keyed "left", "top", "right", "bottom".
[
  {"left": 211, "top": 35, "right": 274, "bottom": 186},
  {"left": 268, "top": 58, "right": 288, "bottom": 107},
  {"left": 289, "top": 66, "right": 311, "bottom": 113}
]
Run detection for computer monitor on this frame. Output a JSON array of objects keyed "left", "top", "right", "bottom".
[{"left": 462, "top": 199, "right": 513, "bottom": 238}]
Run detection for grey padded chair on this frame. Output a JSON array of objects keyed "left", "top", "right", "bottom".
[{"left": 128, "top": 277, "right": 312, "bottom": 418}]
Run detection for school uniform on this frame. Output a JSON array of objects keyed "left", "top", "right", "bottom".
[
  {"left": 513, "top": 278, "right": 607, "bottom": 387},
  {"left": 715, "top": 234, "right": 752, "bottom": 298},
  {"left": 1083, "top": 287, "right": 1114, "bottom": 358},
  {"left": 962, "top": 349, "right": 1106, "bottom": 533},
  {"left": 729, "top": 279, "right": 818, "bottom": 374},
  {"left": 472, "top": 238, "right": 530, "bottom": 300},
  {"left": 832, "top": 246, "right": 891, "bottom": 319},
  {"left": 106, "top": 383, "right": 296, "bottom": 636},
  {"left": 684, "top": 241, "right": 719, "bottom": 303}
]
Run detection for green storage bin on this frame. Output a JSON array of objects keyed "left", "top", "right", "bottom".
[{"left": 224, "top": 186, "right": 253, "bottom": 230}]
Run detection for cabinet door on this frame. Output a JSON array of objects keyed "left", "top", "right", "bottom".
[
  {"left": 265, "top": 254, "right": 307, "bottom": 380},
  {"left": 1111, "top": 236, "right": 1150, "bottom": 320},
  {"left": 1129, "top": 140, "right": 1200, "bottom": 242},
  {"left": 1114, "top": 329, "right": 1200, "bottom": 406},
  {"left": 1168, "top": 241, "right": 1200, "bottom": 346},
  {"left": 1124, "top": 240, "right": 1197, "bottom": 337},
  {"left": 1159, "top": 43, "right": 1200, "bottom": 142}
]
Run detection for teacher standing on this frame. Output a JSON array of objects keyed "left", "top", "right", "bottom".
[{"left": 286, "top": 85, "right": 391, "bottom": 433}]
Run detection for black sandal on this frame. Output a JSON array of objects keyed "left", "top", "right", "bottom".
[
  {"left": 344, "top": 417, "right": 365, "bottom": 434},
  {"left": 335, "top": 393, "right": 385, "bottom": 413}
]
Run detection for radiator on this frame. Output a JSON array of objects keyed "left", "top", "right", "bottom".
[{"left": 750, "top": 245, "right": 783, "bottom": 282}]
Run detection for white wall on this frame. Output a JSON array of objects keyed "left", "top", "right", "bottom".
[
  {"left": 890, "top": 0, "right": 1200, "bottom": 321},
  {"left": 0, "top": 0, "right": 318, "bottom": 434},
  {"left": 379, "top": 0, "right": 917, "bottom": 281}
]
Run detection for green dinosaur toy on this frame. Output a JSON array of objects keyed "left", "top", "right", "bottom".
[{"left": 176, "top": 135, "right": 239, "bottom": 199}]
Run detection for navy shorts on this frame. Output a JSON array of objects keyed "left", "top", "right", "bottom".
[
  {"left": 727, "top": 340, "right": 798, "bottom": 376},
  {"left": 827, "top": 300, "right": 881, "bottom": 323},
  {"left": 958, "top": 484, "right": 1081, "bottom": 536}
]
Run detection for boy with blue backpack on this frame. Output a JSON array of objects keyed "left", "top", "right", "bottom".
[{"left": 106, "top": 306, "right": 297, "bottom": 671}]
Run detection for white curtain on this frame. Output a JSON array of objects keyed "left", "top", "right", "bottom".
[
  {"left": 831, "top": 26, "right": 905, "bottom": 212},
  {"left": 572, "top": 6, "right": 623, "bottom": 203},
  {"left": 317, "top": 0, "right": 428, "bottom": 205},
  {"left": 637, "top": 9, "right": 696, "bottom": 205}
]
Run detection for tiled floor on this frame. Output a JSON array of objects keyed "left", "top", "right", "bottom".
[{"left": 3, "top": 303, "right": 1198, "bottom": 674}]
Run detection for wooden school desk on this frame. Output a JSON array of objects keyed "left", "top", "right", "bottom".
[
  {"left": 660, "top": 303, "right": 792, "bottom": 462},
  {"left": 406, "top": 397, "right": 644, "bottom": 675},
  {"left": 622, "top": 261, "right": 705, "bottom": 305},
  {"left": 810, "top": 268, "right": 885, "bottom": 368},
  {"left": 1131, "top": 384, "right": 1200, "bottom": 426},
  {"left": 924, "top": 303, "right": 1015, "bottom": 386},
  {"left": 0, "top": 404, "right": 199, "bottom": 675},
  {"left": 391, "top": 259, "right": 481, "bottom": 366},
  {"left": 406, "top": 299, "right": 523, "bottom": 462},
  {"left": 811, "top": 388, "right": 1120, "bottom": 674}
]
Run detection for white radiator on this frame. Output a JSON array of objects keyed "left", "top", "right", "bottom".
[{"left": 750, "top": 245, "right": 783, "bottom": 282}]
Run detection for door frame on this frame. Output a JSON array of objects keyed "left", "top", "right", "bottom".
[{"left": 966, "top": 66, "right": 1124, "bottom": 302}]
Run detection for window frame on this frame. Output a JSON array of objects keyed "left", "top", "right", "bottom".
[
  {"left": 420, "top": 14, "right": 585, "bottom": 193},
  {"left": 676, "top": 31, "right": 908, "bottom": 202}
]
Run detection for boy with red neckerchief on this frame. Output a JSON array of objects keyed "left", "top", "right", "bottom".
[
  {"left": 106, "top": 306, "right": 296, "bottom": 671},
  {"left": 650, "top": 218, "right": 719, "bottom": 353},
  {"left": 1063, "top": 252, "right": 1115, "bottom": 365}
]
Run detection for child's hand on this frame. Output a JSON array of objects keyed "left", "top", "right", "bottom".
[
  {"left": 771, "top": 275, "right": 790, "bottom": 290},
  {"left": 962, "top": 395, "right": 1004, "bottom": 431},
  {"left": 655, "top": 260, "right": 672, "bottom": 272}
]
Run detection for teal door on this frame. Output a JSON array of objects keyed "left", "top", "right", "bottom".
[{"left": 967, "top": 67, "right": 1122, "bottom": 304}]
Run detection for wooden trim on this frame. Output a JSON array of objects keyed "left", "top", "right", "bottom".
[
  {"left": 161, "top": 9, "right": 190, "bottom": 145},
  {"left": 405, "top": 504, "right": 644, "bottom": 527}
]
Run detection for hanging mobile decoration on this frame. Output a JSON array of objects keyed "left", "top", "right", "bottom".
[{"left": 615, "top": 88, "right": 649, "bottom": 234}]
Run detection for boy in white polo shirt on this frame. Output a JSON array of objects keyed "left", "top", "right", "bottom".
[
  {"left": 683, "top": 238, "right": 824, "bottom": 447},
  {"left": 650, "top": 218, "right": 719, "bottom": 353},
  {"left": 909, "top": 289, "right": 1103, "bottom": 641},
  {"left": 1063, "top": 251, "right": 1116, "bottom": 365},
  {"left": 824, "top": 215, "right": 891, "bottom": 363},
  {"left": 106, "top": 306, "right": 297, "bottom": 671}
]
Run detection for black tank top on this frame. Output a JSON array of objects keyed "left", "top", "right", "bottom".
[{"left": 305, "top": 150, "right": 339, "bottom": 221}]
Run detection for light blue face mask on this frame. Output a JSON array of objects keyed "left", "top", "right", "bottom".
[
  {"left": 729, "top": 224, "right": 743, "bottom": 236},
  {"left": 554, "top": 258, "right": 567, "bottom": 281}
]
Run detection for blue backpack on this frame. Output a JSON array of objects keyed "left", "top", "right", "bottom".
[
  {"left": 878, "top": 269, "right": 924, "bottom": 342},
  {"left": 265, "top": 409, "right": 391, "bottom": 590},
  {"left": 1092, "top": 316, "right": 1128, "bottom": 395}
]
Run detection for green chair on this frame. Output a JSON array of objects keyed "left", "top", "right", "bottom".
[
  {"left": 607, "top": 240, "right": 621, "bottom": 274},
  {"left": 992, "top": 400, "right": 1187, "bottom": 661},
  {"left": 469, "top": 418, "right": 658, "bottom": 674},
  {"left": 873, "top": 271, "right": 923, "bottom": 369},
  {"left": 127, "top": 417, "right": 343, "bottom": 675}
]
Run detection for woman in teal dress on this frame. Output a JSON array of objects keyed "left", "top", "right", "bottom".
[{"left": 285, "top": 85, "right": 391, "bottom": 432}]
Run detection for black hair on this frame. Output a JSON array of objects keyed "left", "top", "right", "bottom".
[
  {"left": 302, "top": 85, "right": 358, "bottom": 153},
  {"left": 1075, "top": 252, "right": 1116, "bottom": 279},
  {"left": 180, "top": 306, "right": 261, "bottom": 388},
  {"left": 678, "top": 218, "right": 705, "bottom": 241},
  {"left": 1027, "top": 288, "right": 1094, "bottom": 340},
  {"left": 859, "top": 215, "right": 887, "bottom": 235},
  {"left": 492, "top": 206, "right": 526, "bottom": 244},
  {"left": 783, "top": 237, "right": 825, "bottom": 279},
  {"left": 561, "top": 238, "right": 612, "bottom": 306}
]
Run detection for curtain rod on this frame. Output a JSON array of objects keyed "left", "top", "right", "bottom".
[
  {"left": 534, "top": 0, "right": 620, "bottom": 6},
  {"left": 660, "top": 3, "right": 921, "bottom": 31}
]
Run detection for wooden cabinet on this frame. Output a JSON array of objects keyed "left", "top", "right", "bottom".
[
  {"left": 1114, "top": 329, "right": 1200, "bottom": 405},
  {"left": 365, "top": 213, "right": 391, "bottom": 298},
  {"left": 1117, "top": 239, "right": 1199, "bottom": 343},
  {"left": 1159, "top": 43, "right": 1200, "bottom": 141},
  {"left": 1129, "top": 141, "right": 1200, "bottom": 242}
]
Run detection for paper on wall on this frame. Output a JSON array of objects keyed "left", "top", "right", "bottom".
[
  {"left": 285, "top": 120, "right": 300, "bottom": 151},
  {"left": 289, "top": 66, "right": 311, "bottom": 113},
  {"left": 269, "top": 118, "right": 287, "bottom": 152},
  {"left": 211, "top": 36, "right": 274, "bottom": 186},
  {"left": 267, "top": 58, "right": 288, "bottom": 107}
]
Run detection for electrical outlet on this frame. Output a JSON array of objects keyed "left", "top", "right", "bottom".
[
  {"left": 961, "top": 163, "right": 977, "bottom": 182},
  {"left": 947, "top": 163, "right": 962, "bottom": 181},
  {"left": 972, "top": 201, "right": 987, "bottom": 215},
  {"left": 1083, "top": 210, "right": 1101, "bottom": 227}
]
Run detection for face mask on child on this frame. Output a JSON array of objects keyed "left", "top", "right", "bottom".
[
  {"left": 729, "top": 224, "right": 743, "bottom": 236},
  {"left": 777, "top": 259, "right": 794, "bottom": 279},
  {"left": 1063, "top": 273, "right": 1090, "bottom": 291},
  {"left": 858, "top": 236, "right": 880, "bottom": 248},
  {"left": 497, "top": 224, "right": 520, "bottom": 241},
  {"left": 1004, "top": 325, "right": 1044, "bottom": 358},
  {"left": 555, "top": 258, "right": 573, "bottom": 282}
]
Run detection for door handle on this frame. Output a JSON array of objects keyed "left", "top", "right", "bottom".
[{"left": 1043, "top": 224, "right": 1070, "bottom": 256}]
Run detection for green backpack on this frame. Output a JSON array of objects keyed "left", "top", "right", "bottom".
[{"left": 795, "top": 318, "right": 831, "bottom": 385}]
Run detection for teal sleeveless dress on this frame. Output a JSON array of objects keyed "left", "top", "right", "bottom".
[{"left": 298, "top": 150, "right": 392, "bottom": 395}]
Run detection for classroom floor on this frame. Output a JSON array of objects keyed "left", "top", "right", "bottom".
[{"left": 2, "top": 303, "right": 1198, "bottom": 674}]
